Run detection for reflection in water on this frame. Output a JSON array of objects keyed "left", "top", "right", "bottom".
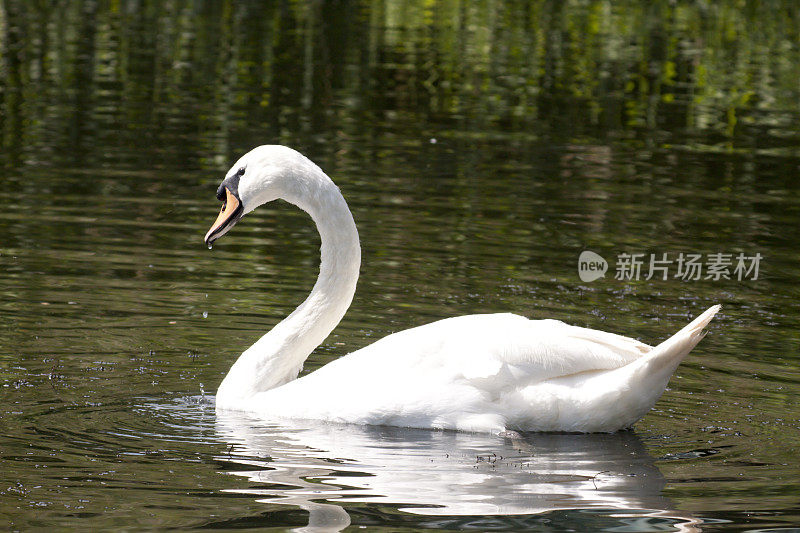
[{"left": 215, "top": 410, "right": 700, "bottom": 532}]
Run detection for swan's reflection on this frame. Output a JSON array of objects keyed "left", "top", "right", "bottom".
[{"left": 215, "top": 411, "right": 699, "bottom": 531}]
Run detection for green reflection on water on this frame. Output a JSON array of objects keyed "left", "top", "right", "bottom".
[
  {"left": 1, "top": 1, "right": 799, "bottom": 531},
  {"left": 2, "top": 1, "right": 800, "bottom": 166}
]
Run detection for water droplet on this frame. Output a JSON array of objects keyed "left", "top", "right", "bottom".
[
  {"left": 202, "top": 311, "right": 208, "bottom": 318},
  {"left": 207, "top": 244, "right": 213, "bottom": 250}
]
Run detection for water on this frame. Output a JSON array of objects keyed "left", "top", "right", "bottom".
[{"left": 2, "top": 1, "right": 799, "bottom": 530}]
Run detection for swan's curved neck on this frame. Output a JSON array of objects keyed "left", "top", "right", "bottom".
[{"left": 217, "top": 170, "right": 360, "bottom": 406}]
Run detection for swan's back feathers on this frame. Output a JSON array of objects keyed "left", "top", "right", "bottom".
[
  {"left": 342, "top": 313, "right": 649, "bottom": 381},
  {"left": 452, "top": 315, "right": 653, "bottom": 392}
]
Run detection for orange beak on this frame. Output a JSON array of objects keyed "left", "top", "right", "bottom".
[{"left": 204, "top": 187, "right": 242, "bottom": 247}]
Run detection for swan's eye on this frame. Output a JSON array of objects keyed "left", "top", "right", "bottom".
[{"left": 237, "top": 167, "right": 246, "bottom": 177}]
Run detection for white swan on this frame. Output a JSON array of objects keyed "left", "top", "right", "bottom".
[{"left": 204, "top": 145, "right": 720, "bottom": 434}]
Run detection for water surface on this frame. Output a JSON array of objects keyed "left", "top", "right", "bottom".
[{"left": 1, "top": 2, "right": 799, "bottom": 531}]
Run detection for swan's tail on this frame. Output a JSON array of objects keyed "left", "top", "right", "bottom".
[
  {"left": 514, "top": 305, "right": 721, "bottom": 432},
  {"left": 597, "top": 304, "right": 722, "bottom": 431},
  {"left": 642, "top": 304, "right": 721, "bottom": 375}
]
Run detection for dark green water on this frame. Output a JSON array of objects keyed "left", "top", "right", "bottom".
[{"left": 2, "top": 1, "right": 799, "bottom": 530}]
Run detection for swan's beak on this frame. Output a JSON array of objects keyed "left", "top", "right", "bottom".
[{"left": 204, "top": 187, "right": 243, "bottom": 247}]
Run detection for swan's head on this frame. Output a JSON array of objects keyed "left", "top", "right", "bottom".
[{"left": 204, "top": 145, "right": 319, "bottom": 246}]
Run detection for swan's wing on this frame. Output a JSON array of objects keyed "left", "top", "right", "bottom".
[
  {"left": 336, "top": 313, "right": 652, "bottom": 386},
  {"left": 553, "top": 323, "right": 652, "bottom": 360},
  {"left": 450, "top": 315, "right": 653, "bottom": 390}
]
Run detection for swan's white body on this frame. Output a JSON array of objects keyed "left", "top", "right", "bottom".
[{"left": 207, "top": 145, "right": 720, "bottom": 434}]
